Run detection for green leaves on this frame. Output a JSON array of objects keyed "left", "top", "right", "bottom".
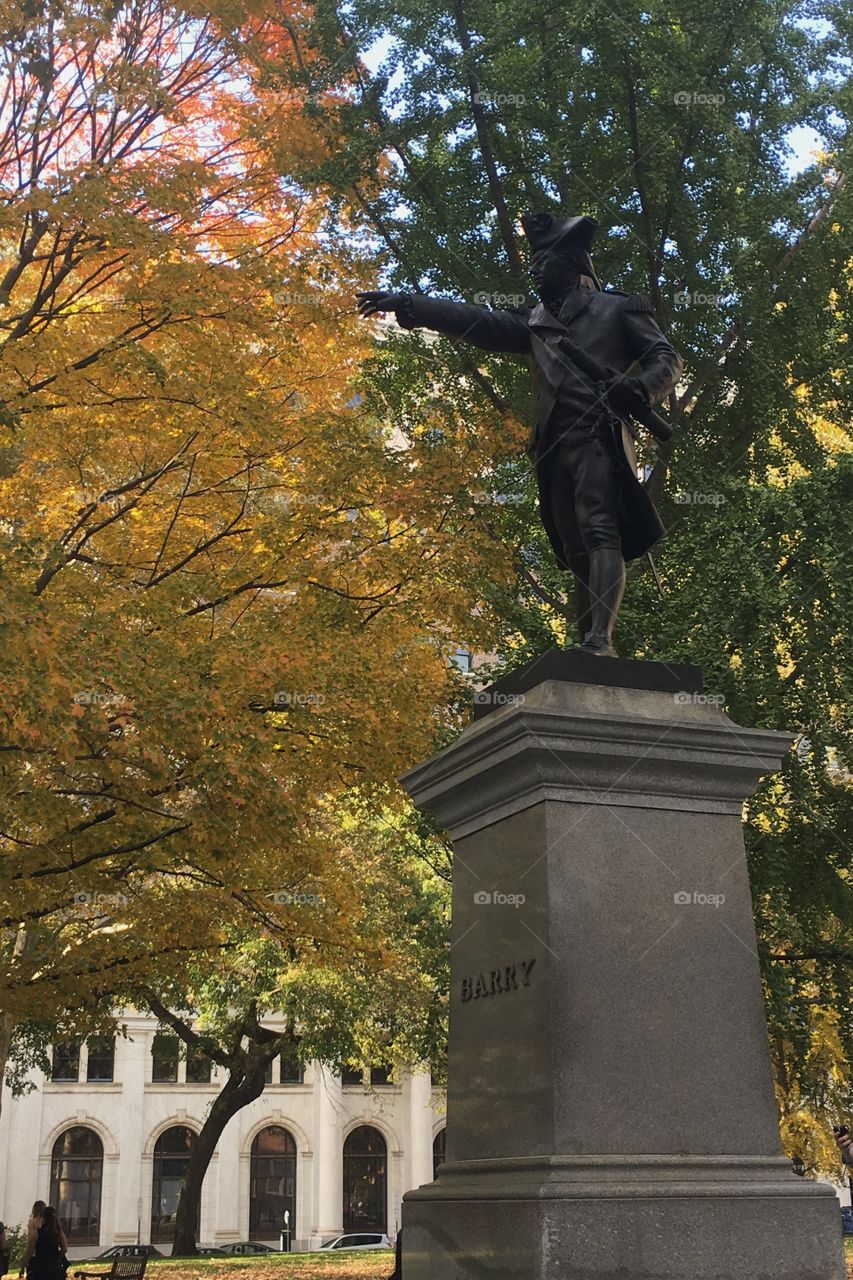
[{"left": 285, "top": 0, "right": 853, "bottom": 1134}]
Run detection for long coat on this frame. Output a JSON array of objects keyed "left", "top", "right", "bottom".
[{"left": 396, "top": 288, "right": 683, "bottom": 564}]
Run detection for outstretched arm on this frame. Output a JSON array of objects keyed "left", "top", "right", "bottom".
[{"left": 357, "top": 291, "right": 530, "bottom": 354}]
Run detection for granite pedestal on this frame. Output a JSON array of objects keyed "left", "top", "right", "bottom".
[{"left": 400, "top": 652, "right": 845, "bottom": 1280}]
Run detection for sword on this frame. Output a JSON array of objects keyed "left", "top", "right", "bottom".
[
  {"left": 647, "top": 551, "right": 664, "bottom": 597},
  {"left": 556, "top": 332, "right": 674, "bottom": 443}
]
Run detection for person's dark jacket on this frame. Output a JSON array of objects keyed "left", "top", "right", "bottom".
[
  {"left": 27, "top": 1223, "right": 65, "bottom": 1280},
  {"left": 396, "top": 289, "right": 683, "bottom": 563}
]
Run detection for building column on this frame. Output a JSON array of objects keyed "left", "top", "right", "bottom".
[
  {"left": 112, "top": 1023, "right": 149, "bottom": 1245},
  {"left": 311, "top": 1064, "right": 343, "bottom": 1244},
  {"left": 402, "top": 1070, "right": 435, "bottom": 1197},
  {"left": 2, "top": 1070, "right": 45, "bottom": 1229},
  {"left": 390, "top": 1147, "right": 405, "bottom": 1239}
]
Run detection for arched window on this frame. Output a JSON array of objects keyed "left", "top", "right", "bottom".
[
  {"left": 250, "top": 1126, "right": 297, "bottom": 1240},
  {"left": 343, "top": 1125, "right": 387, "bottom": 1233},
  {"left": 50, "top": 1127, "right": 103, "bottom": 1245},
  {"left": 432, "top": 1128, "right": 447, "bottom": 1179},
  {"left": 151, "top": 1126, "right": 198, "bottom": 1243}
]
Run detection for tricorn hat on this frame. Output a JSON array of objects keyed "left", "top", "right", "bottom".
[
  {"left": 521, "top": 212, "right": 602, "bottom": 288},
  {"left": 521, "top": 212, "right": 599, "bottom": 256}
]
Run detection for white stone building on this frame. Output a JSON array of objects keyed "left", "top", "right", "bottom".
[{"left": 0, "top": 1013, "right": 446, "bottom": 1256}]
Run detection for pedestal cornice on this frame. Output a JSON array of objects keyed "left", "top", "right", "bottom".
[{"left": 402, "top": 679, "right": 792, "bottom": 836}]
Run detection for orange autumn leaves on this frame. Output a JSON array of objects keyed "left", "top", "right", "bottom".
[{"left": 0, "top": 0, "right": 509, "bottom": 1022}]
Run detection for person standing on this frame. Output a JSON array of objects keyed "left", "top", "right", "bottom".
[
  {"left": 18, "top": 1204, "right": 67, "bottom": 1280},
  {"left": 834, "top": 1124, "right": 853, "bottom": 1217}
]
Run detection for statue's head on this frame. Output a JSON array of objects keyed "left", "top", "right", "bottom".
[{"left": 522, "top": 213, "right": 601, "bottom": 303}]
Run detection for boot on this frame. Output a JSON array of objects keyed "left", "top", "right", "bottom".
[
  {"left": 580, "top": 547, "right": 626, "bottom": 657},
  {"left": 568, "top": 554, "right": 591, "bottom": 646}
]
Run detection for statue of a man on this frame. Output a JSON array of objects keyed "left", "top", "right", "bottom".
[{"left": 357, "top": 213, "right": 682, "bottom": 657}]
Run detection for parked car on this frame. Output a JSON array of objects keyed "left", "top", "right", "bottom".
[
  {"left": 215, "top": 1242, "right": 280, "bottom": 1256},
  {"left": 841, "top": 1207, "right": 853, "bottom": 1236},
  {"left": 318, "top": 1233, "right": 393, "bottom": 1251},
  {"left": 94, "top": 1246, "right": 163, "bottom": 1260},
  {"left": 196, "top": 1247, "right": 227, "bottom": 1257}
]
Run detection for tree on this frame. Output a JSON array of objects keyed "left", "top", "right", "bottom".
[
  {"left": 139, "top": 804, "right": 451, "bottom": 1255},
  {"left": 0, "top": 0, "right": 508, "bottom": 1051},
  {"left": 277, "top": 0, "right": 853, "bottom": 1143},
  {"left": 146, "top": 986, "right": 298, "bottom": 1257},
  {"left": 774, "top": 1006, "right": 851, "bottom": 1179}
]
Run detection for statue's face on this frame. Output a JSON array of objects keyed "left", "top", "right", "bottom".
[{"left": 530, "top": 249, "right": 579, "bottom": 303}]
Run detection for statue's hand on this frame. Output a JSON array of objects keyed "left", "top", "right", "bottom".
[
  {"left": 604, "top": 374, "right": 650, "bottom": 417},
  {"left": 357, "top": 290, "right": 404, "bottom": 317}
]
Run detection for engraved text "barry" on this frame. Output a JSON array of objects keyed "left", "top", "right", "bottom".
[{"left": 461, "top": 959, "right": 536, "bottom": 1002}]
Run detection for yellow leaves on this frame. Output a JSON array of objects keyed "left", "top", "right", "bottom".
[
  {"left": 784, "top": 369, "right": 853, "bottom": 458},
  {"left": 0, "top": 0, "right": 507, "bottom": 1034},
  {"left": 777, "top": 1007, "right": 852, "bottom": 1177}
]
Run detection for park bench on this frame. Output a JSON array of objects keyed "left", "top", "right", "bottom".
[{"left": 74, "top": 1257, "right": 148, "bottom": 1280}]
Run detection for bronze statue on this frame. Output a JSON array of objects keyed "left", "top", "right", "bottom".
[{"left": 357, "top": 213, "right": 682, "bottom": 657}]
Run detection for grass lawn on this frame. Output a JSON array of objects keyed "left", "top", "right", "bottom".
[
  {"left": 71, "top": 1252, "right": 392, "bottom": 1280},
  {"left": 71, "top": 1240, "right": 853, "bottom": 1279}
]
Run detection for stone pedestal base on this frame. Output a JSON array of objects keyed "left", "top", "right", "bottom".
[
  {"left": 400, "top": 653, "right": 845, "bottom": 1280},
  {"left": 403, "top": 1155, "right": 843, "bottom": 1279}
]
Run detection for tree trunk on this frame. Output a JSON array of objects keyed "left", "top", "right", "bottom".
[
  {"left": 0, "top": 926, "right": 35, "bottom": 1120},
  {"left": 0, "top": 1010, "right": 15, "bottom": 1123},
  {"left": 170, "top": 1066, "right": 267, "bottom": 1255},
  {"left": 449, "top": 0, "right": 525, "bottom": 279}
]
